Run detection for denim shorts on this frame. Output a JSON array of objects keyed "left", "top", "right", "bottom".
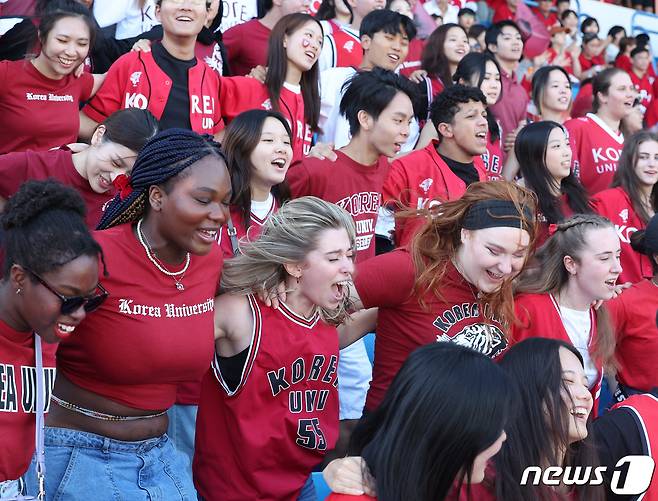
[
  {"left": 23, "top": 427, "right": 196, "bottom": 501},
  {"left": 0, "top": 479, "right": 21, "bottom": 499}
]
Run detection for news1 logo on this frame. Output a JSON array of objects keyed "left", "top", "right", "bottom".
[{"left": 521, "top": 455, "right": 655, "bottom": 495}]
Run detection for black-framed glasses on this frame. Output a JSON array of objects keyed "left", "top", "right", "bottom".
[{"left": 26, "top": 269, "right": 109, "bottom": 315}]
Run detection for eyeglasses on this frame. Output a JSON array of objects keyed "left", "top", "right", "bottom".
[
  {"left": 165, "top": 0, "right": 208, "bottom": 6},
  {"left": 26, "top": 269, "right": 109, "bottom": 316}
]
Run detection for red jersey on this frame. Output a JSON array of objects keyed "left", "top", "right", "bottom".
[
  {"left": 591, "top": 187, "right": 652, "bottom": 284},
  {"left": 382, "top": 140, "right": 487, "bottom": 246},
  {"left": 287, "top": 151, "right": 390, "bottom": 262},
  {"left": 0, "top": 324, "right": 56, "bottom": 481},
  {"left": 578, "top": 53, "right": 605, "bottom": 73},
  {"left": 355, "top": 250, "right": 508, "bottom": 411},
  {"left": 193, "top": 296, "right": 339, "bottom": 501},
  {"left": 56, "top": 223, "right": 221, "bottom": 410},
  {"left": 399, "top": 38, "right": 425, "bottom": 78},
  {"left": 546, "top": 48, "right": 574, "bottom": 77},
  {"left": 222, "top": 19, "right": 270, "bottom": 76},
  {"left": 532, "top": 8, "right": 559, "bottom": 28},
  {"left": 0, "top": 148, "right": 114, "bottom": 229},
  {"left": 615, "top": 54, "right": 632, "bottom": 73},
  {"left": 629, "top": 70, "right": 654, "bottom": 109},
  {"left": 323, "top": 21, "right": 362, "bottom": 69},
  {"left": 512, "top": 293, "right": 603, "bottom": 414},
  {"left": 83, "top": 49, "right": 223, "bottom": 134},
  {"left": 565, "top": 114, "right": 623, "bottom": 195},
  {"left": 611, "top": 394, "right": 658, "bottom": 501},
  {"left": 607, "top": 280, "right": 658, "bottom": 392},
  {"left": 218, "top": 199, "right": 278, "bottom": 257},
  {"left": 482, "top": 127, "right": 503, "bottom": 180},
  {"left": 0, "top": 59, "right": 93, "bottom": 154},
  {"left": 219, "top": 77, "right": 312, "bottom": 161}
]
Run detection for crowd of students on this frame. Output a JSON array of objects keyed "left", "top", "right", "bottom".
[{"left": 0, "top": 0, "right": 657, "bottom": 499}]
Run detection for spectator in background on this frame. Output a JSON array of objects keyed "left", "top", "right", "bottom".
[
  {"left": 580, "top": 16, "right": 599, "bottom": 36},
  {"left": 622, "top": 97, "right": 646, "bottom": 137},
  {"left": 486, "top": 21, "right": 528, "bottom": 159},
  {"left": 546, "top": 26, "right": 580, "bottom": 82},
  {"left": 457, "top": 7, "right": 475, "bottom": 31},
  {"left": 92, "top": 0, "right": 158, "bottom": 40},
  {"left": 615, "top": 36, "right": 637, "bottom": 73},
  {"left": 605, "top": 25, "right": 626, "bottom": 64},
  {"left": 630, "top": 46, "right": 655, "bottom": 110},
  {"left": 468, "top": 23, "right": 486, "bottom": 53},
  {"left": 423, "top": 0, "right": 458, "bottom": 25},
  {"left": 556, "top": 0, "right": 570, "bottom": 15},
  {"left": 532, "top": 0, "right": 559, "bottom": 29},
  {"left": 491, "top": 0, "right": 517, "bottom": 23},
  {"left": 223, "top": 0, "right": 310, "bottom": 76},
  {"left": 578, "top": 33, "right": 606, "bottom": 81},
  {"left": 561, "top": 9, "right": 581, "bottom": 49},
  {"left": 531, "top": 66, "right": 573, "bottom": 124}
]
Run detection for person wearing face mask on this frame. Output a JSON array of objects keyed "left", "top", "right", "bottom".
[
  {"left": 0, "top": 180, "right": 107, "bottom": 500},
  {"left": 513, "top": 121, "right": 592, "bottom": 247},
  {"left": 0, "top": 108, "right": 158, "bottom": 229},
  {"left": 23, "top": 129, "right": 232, "bottom": 500},
  {"left": 79, "top": 0, "right": 223, "bottom": 139},
  {"left": 318, "top": 9, "right": 418, "bottom": 153},
  {"left": 512, "top": 214, "right": 622, "bottom": 416},
  {"left": 218, "top": 14, "right": 323, "bottom": 161},
  {"left": 565, "top": 68, "right": 636, "bottom": 195},
  {"left": 383, "top": 85, "right": 489, "bottom": 247},
  {"left": 194, "top": 197, "right": 375, "bottom": 501},
  {"left": 591, "top": 131, "right": 658, "bottom": 284},
  {"left": 0, "top": 1, "right": 104, "bottom": 154}
]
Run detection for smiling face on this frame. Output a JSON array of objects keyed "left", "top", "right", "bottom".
[
  {"left": 457, "top": 226, "right": 530, "bottom": 293},
  {"left": 477, "top": 60, "right": 502, "bottom": 106},
  {"left": 84, "top": 128, "right": 139, "bottom": 194},
  {"left": 598, "top": 71, "right": 636, "bottom": 121},
  {"left": 285, "top": 20, "right": 323, "bottom": 73},
  {"left": 249, "top": 117, "right": 293, "bottom": 193},
  {"left": 156, "top": 0, "right": 208, "bottom": 38},
  {"left": 361, "top": 90, "right": 414, "bottom": 157},
  {"left": 565, "top": 226, "right": 622, "bottom": 302},
  {"left": 155, "top": 155, "right": 232, "bottom": 256},
  {"left": 633, "top": 140, "right": 658, "bottom": 190},
  {"left": 362, "top": 29, "right": 410, "bottom": 70},
  {"left": 491, "top": 25, "right": 523, "bottom": 63},
  {"left": 545, "top": 126, "right": 572, "bottom": 182},
  {"left": 38, "top": 16, "right": 91, "bottom": 78},
  {"left": 16, "top": 255, "right": 100, "bottom": 343},
  {"left": 295, "top": 227, "right": 355, "bottom": 311},
  {"left": 439, "top": 99, "right": 489, "bottom": 156},
  {"left": 443, "top": 26, "right": 469, "bottom": 66},
  {"left": 559, "top": 347, "right": 593, "bottom": 443},
  {"left": 542, "top": 69, "right": 571, "bottom": 113}
]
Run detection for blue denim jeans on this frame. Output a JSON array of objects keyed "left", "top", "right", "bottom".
[
  {"left": 24, "top": 427, "right": 196, "bottom": 501},
  {"left": 0, "top": 479, "right": 21, "bottom": 499},
  {"left": 166, "top": 404, "right": 198, "bottom": 469}
]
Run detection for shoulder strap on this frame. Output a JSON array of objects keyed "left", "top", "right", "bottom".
[{"left": 226, "top": 215, "right": 240, "bottom": 256}]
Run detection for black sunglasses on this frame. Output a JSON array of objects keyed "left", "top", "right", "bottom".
[{"left": 26, "top": 269, "right": 109, "bottom": 316}]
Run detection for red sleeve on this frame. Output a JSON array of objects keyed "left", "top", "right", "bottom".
[
  {"left": 354, "top": 250, "right": 416, "bottom": 308},
  {"left": 82, "top": 55, "right": 127, "bottom": 123},
  {"left": 0, "top": 61, "right": 8, "bottom": 91},
  {"left": 80, "top": 71, "right": 94, "bottom": 102},
  {"left": 222, "top": 23, "right": 243, "bottom": 64},
  {"left": 286, "top": 161, "right": 313, "bottom": 198},
  {"left": 382, "top": 158, "right": 410, "bottom": 208},
  {"left": 510, "top": 296, "right": 538, "bottom": 345},
  {"left": 606, "top": 293, "right": 628, "bottom": 342},
  {"left": 218, "top": 76, "right": 259, "bottom": 122},
  {"left": 0, "top": 151, "right": 31, "bottom": 198}
]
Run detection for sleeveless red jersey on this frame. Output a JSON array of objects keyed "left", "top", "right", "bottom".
[
  {"left": 218, "top": 199, "right": 278, "bottom": 258},
  {"left": 482, "top": 126, "right": 503, "bottom": 180},
  {"left": 193, "top": 295, "right": 339, "bottom": 500},
  {"left": 324, "top": 21, "right": 362, "bottom": 69}
]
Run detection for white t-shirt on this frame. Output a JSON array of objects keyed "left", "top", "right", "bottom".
[
  {"left": 93, "top": 0, "right": 160, "bottom": 40},
  {"left": 250, "top": 193, "right": 274, "bottom": 221},
  {"left": 423, "top": 2, "right": 459, "bottom": 24},
  {"left": 559, "top": 305, "right": 599, "bottom": 388}
]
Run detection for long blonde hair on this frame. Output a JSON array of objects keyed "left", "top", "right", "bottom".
[{"left": 221, "top": 196, "right": 356, "bottom": 324}]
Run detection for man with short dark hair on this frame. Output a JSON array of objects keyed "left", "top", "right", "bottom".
[{"left": 630, "top": 46, "right": 654, "bottom": 109}]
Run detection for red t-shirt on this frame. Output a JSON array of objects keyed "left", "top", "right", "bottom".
[
  {"left": 0, "top": 148, "right": 114, "bottom": 229},
  {"left": 615, "top": 54, "right": 632, "bottom": 73},
  {"left": 193, "top": 296, "right": 339, "bottom": 501},
  {"left": 629, "top": 70, "right": 654, "bottom": 110},
  {"left": 223, "top": 18, "right": 271, "bottom": 76},
  {"left": 579, "top": 53, "right": 605, "bottom": 73},
  {"left": 0, "top": 323, "right": 56, "bottom": 481},
  {"left": 399, "top": 38, "right": 425, "bottom": 78},
  {"left": 218, "top": 199, "right": 278, "bottom": 257},
  {"left": 492, "top": 0, "right": 515, "bottom": 22},
  {"left": 591, "top": 187, "right": 653, "bottom": 284},
  {"left": 482, "top": 128, "right": 503, "bottom": 180},
  {"left": 287, "top": 151, "right": 390, "bottom": 262},
  {"left": 83, "top": 49, "right": 223, "bottom": 135},
  {"left": 327, "top": 495, "right": 376, "bottom": 501},
  {"left": 532, "top": 7, "right": 559, "bottom": 28},
  {"left": 355, "top": 250, "right": 508, "bottom": 411},
  {"left": 382, "top": 140, "right": 487, "bottom": 247},
  {"left": 0, "top": 60, "right": 93, "bottom": 154},
  {"left": 512, "top": 293, "right": 603, "bottom": 414},
  {"left": 219, "top": 77, "right": 312, "bottom": 161},
  {"left": 565, "top": 113, "right": 624, "bottom": 195},
  {"left": 546, "top": 48, "right": 574, "bottom": 77},
  {"left": 607, "top": 280, "right": 658, "bottom": 392},
  {"left": 56, "top": 223, "right": 221, "bottom": 410}
]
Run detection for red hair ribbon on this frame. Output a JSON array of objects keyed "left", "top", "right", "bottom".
[
  {"left": 548, "top": 223, "right": 558, "bottom": 236},
  {"left": 113, "top": 174, "right": 133, "bottom": 200}
]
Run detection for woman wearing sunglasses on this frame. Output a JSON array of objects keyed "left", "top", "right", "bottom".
[
  {"left": 24, "top": 129, "right": 231, "bottom": 500},
  {"left": 0, "top": 180, "right": 106, "bottom": 499}
]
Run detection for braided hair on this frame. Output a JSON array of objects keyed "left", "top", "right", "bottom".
[
  {"left": 2, "top": 180, "right": 104, "bottom": 278},
  {"left": 97, "top": 128, "right": 227, "bottom": 230}
]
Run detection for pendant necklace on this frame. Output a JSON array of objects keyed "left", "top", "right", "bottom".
[{"left": 137, "top": 219, "right": 190, "bottom": 291}]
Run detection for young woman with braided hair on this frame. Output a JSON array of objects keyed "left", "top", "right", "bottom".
[
  {"left": 0, "top": 180, "right": 106, "bottom": 498},
  {"left": 512, "top": 214, "right": 622, "bottom": 416},
  {"left": 24, "top": 128, "right": 232, "bottom": 500}
]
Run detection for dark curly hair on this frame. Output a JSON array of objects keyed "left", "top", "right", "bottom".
[{"left": 2, "top": 179, "right": 105, "bottom": 278}]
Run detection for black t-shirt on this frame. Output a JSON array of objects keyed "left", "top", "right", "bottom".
[
  {"left": 593, "top": 388, "right": 658, "bottom": 501},
  {"left": 438, "top": 152, "right": 479, "bottom": 186},
  {"left": 151, "top": 42, "right": 195, "bottom": 130}
]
